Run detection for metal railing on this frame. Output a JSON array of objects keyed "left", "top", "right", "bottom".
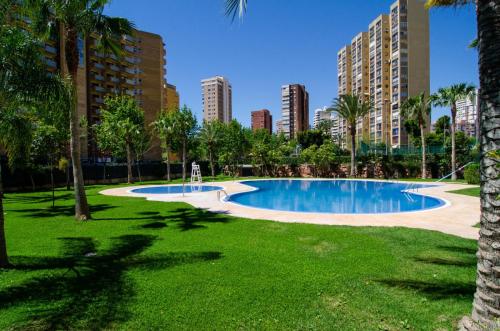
[
  {"left": 436, "top": 161, "right": 474, "bottom": 182},
  {"left": 217, "top": 190, "right": 228, "bottom": 201}
]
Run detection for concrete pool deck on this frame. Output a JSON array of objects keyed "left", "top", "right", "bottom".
[{"left": 100, "top": 179, "right": 480, "bottom": 240}]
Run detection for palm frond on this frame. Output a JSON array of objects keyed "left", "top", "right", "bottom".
[
  {"left": 425, "top": 0, "right": 473, "bottom": 9},
  {"left": 225, "top": 0, "right": 247, "bottom": 21}
]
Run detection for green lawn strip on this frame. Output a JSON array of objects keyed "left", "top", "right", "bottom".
[
  {"left": 447, "top": 187, "right": 480, "bottom": 198},
  {"left": 0, "top": 184, "right": 476, "bottom": 330}
]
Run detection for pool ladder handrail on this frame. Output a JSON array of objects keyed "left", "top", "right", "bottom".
[{"left": 217, "top": 189, "right": 229, "bottom": 201}]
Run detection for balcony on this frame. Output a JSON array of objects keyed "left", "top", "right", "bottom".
[
  {"left": 94, "top": 62, "right": 105, "bottom": 70},
  {"left": 109, "top": 64, "right": 120, "bottom": 72},
  {"left": 94, "top": 74, "right": 104, "bottom": 81},
  {"left": 94, "top": 86, "right": 106, "bottom": 93},
  {"left": 44, "top": 44, "right": 57, "bottom": 54},
  {"left": 109, "top": 76, "right": 120, "bottom": 83}
]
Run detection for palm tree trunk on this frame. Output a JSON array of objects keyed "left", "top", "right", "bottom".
[
  {"left": 0, "top": 162, "right": 9, "bottom": 268},
  {"left": 166, "top": 144, "right": 171, "bottom": 181},
  {"left": 460, "top": 1, "right": 500, "bottom": 330},
  {"left": 126, "top": 142, "right": 133, "bottom": 184},
  {"left": 420, "top": 123, "right": 427, "bottom": 179},
  {"left": 182, "top": 139, "right": 186, "bottom": 182},
  {"left": 209, "top": 149, "right": 215, "bottom": 178},
  {"left": 451, "top": 105, "right": 457, "bottom": 180},
  {"left": 350, "top": 126, "right": 356, "bottom": 177},
  {"left": 63, "top": 27, "right": 90, "bottom": 220}
]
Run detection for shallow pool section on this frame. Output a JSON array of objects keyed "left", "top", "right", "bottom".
[
  {"left": 229, "top": 180, "right": 444, "bottom": 214},
  {"left": 131, "top": 185, "right": 223, "bottom": 194}
]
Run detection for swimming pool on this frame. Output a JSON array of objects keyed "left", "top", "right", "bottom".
[
  {"left": 131, "top": 185, "right": 223, "bottom": 194},
  {"left": 228, "top": 180, "right": 445, "bottom": 214}
]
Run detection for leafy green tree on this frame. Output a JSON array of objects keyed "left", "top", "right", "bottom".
[
  {"left": 152, "top": 110, "right": 178, "bottom": 181},
  {"left": 249, "top": 129, "right": 273, "bottom": 176},
  {"left": 133, "top": 129, "right": 152, "bottom": 182},
  {"left": 329, "top": 94, "right": 371, "bottom": 176},
  {"left": 434, "top": 115, "right": 450, "bottom": 135},
  {"left": 219, "top": 120, "right": 248, "bottom": 176},
  {"left": 94, "top": 95, "right": 145, "bottom": 184},
  {"left": 200, "top": 120, "right": 224, "bottom": 178},
  {"left": 0, "top": 23, "right": 69, "bottom": 267},
  {"left": 297, "top": 129, "right": 328, "bottom": 149},
  {"left": 172, "top": 106, "right": 197, "bottom": 182},
  {"left": 316, "top": 120, "right": 334, "bottom": 138},
  {"left": 431, "top": 83, "right": 476, "bottom": 180},
  {"left": 315, "top": 141, "right": 338, "bottom": 177},
  {"left": 24, "top": 0, "right": 134, "bottom": 220},
  {"left": 401, "top": 93, "right": 432, "bottom": 179}
]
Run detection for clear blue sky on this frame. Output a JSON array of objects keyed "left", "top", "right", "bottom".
[{"left": 105, "top": 0, "right": 478, "bottom": 128}]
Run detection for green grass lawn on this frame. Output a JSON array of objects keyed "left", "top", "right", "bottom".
[
  {"left": 0, "top": 182, "right": 477, "bottom": 330},
  {"left": 447, "top": 187, "right": 481, "bottom": 198}
]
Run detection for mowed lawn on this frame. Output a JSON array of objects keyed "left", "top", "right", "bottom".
[{"left": 0, "top": 183, "right": 477, "bottom": 330}]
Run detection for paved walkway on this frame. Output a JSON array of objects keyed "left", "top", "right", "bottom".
[{"left": 100, "top": 179, "right": 480, "bottom": 240}]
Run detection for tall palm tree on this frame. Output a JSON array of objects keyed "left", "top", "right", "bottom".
[
  {"left": 329, "top": 94, "right": 371, "bottom": 176},
  {"left": 24, "top": 0, "right": 134, "bottom": 220},
  {"left": 401, "top": 93, "right": 432, "bottom": 179},
  {"left": 200, "top": 120, "right": 223, "bottom": 178},
  {"left": 152, "top": 109, "right": 177, "bottom": 181},
  {"left": 0, "top": 24, "right": 70, "bottom": 268},
  {"left": 431, "top": 83, "right": 476, "bottom": 180},
  {"left": 429, "top": 1, "right": 498, "bottom": 330}
]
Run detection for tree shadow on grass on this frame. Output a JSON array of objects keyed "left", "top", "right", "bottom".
[
  {"left": 437, "top": 245, "right": 477, "bottom": 255},
  {"left": 413, "top": 256, "right": 476, "bottom": 268},
  {"left": 376, "top": 279, "right": 475, "bottom": 300},
  {"left": 14, "top": 204, "right": 115, "bottom": 219},
  {"left": 0, "top": 235, "right": 222, "bottom": 330},
  {"left": 4, "top": 193, "right": 73, "bottom": 205},
  {"left": 167, "top": 207, "right": 231, "bottom": 231}
]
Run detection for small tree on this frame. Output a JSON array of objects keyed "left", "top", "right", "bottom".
[
  {"left": 401, "top": 93, "right": 432, "bottom": 179},
  {"left": 94, "top": 95, "right": 145, "bottom": 184},
  {"left": 200, "top": 120, "right": 224, "bottom": 178},
  {"left": 219, "top": 120, "right": 248, "bottom": 176},
  {"left": 329, "top": 94, "right": 371, "bottom": 176},
  {"left": 152, "top": 110, "right": 177, "bottom": 181},
  {"left": 172, "top": 106, "right": 197, "bottom": 182},
  {"left": 250, "top": 129, "right": 273, "bottom": 176},
  {"left": 431, "top": 83, "right": 476, "bottom": 180}
]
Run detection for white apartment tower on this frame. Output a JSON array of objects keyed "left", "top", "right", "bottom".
[
  {"left": 201, "top": 76, "right": 232, "bottom": 123},
  {"left": 456, "top": 90, "right": 479, "bottom": 138}
]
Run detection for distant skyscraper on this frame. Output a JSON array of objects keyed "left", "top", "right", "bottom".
[
  {"left": 313, "top": 107, "right": 331, "bottom": 129},
  {"left": 251, "top": 109, "right": 273, "bottom": 134},
  {"left": 280, "top": 84, "right": 309, "bottom": 139},
  {"left": 201, "top": 76, "right": 232, "bottom": 123},
  {"left": 276, "top": 119, "right": 284, "bottom": 135},
  {"left": 456, "top": 90, "right": 479, "bottom": 138}
]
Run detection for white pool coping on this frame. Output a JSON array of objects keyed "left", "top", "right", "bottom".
[{"left": 100, "top": 178, "right": 480, "bottom": 240}]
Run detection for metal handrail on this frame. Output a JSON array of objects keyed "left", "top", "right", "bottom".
[
  {"left": 436, "top": 161, "right": 474, "bottom": 182},
  {"left": 217, "top": 190, "right": 229, "bottom": 200}
]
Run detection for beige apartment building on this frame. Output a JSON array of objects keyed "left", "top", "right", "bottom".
[
  {"left": 164, "top": 83, "right": 180, "bottom": 110},
  {"left": 201, "top": 76, "right": 233, "bottom": 123},
  {"left": 334, "top": 0, "right": 429, "bottom": 149}
]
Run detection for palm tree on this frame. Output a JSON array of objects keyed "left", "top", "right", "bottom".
[
  {"left": 172, "top": 107, "right": 197, "bottom": 182},
  {"left": 329, "top": 94, "right": 371, "bottom": 176},
  {"left": 24, "top": 0, "right": 134, "bottom": 220},
  {"left": 200, "top": 120, "right": 223, "bottom": 178},
  {"left": 401, "top": 93, "right": 432, "bottom": 179},
  {"left": 152, "top": 110, "right": 177, "bottom": 181},
  {"left": 427, "top": 1, "right": 499, "bottom": 329},
  {"left": 431, "top": 83, "right": 476, "bottom": 180},
  {"left": 0, "top": 25, "right": 70, "bottom": 268}
]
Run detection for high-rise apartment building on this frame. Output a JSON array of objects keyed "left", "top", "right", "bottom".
[
  {"left": 251, "top": 109, "right": 273, "bottom": 134},
  {"left": 389, "top": 0, "right": 430, "bottom": 146},
  {"left": 280, "top": 84, "right": 309, "bottom": 139},
  {"left": 334, "top": 0, "right": 429, "bottom": 149},
  {"left": 201, "top": 76, "right": 232, "bottom": 123},
  {"left": 336, "top": 46, "right": 351, "bottom": 147},
  {"left": 164, "top": 83, "right": 180, "bottom": 110},
  {"left": 368, "top": 14, "right": 391, "bottom": 145},
  {"left": 456, "top": 90, "right": 479, "bottom": 138},
  {"left": 351, "top": 32, "right": 370, "bottom": 143},
  {"left": 313, "top": 107, "right": 331, "bottom": 129},
  {"left": 276, "top": 120, "right": 284, "bottom": 135},
  {"left": 85, "top": 30, "right": 166, "bottom": 160}
]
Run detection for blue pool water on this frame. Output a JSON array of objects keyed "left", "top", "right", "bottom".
[
  {"left": 131, "top": 185, "right": 223, "bottom": 194},
  {"left": 229, "top": 180, "right": 444, "bottom": 214}
]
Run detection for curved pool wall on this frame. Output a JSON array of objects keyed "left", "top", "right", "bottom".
[
  {"left": 131, "top": 185, "right": 223, "bottom": 194},
  {"left": 228, "top": 180, "right": 445, "bottom": 214}
]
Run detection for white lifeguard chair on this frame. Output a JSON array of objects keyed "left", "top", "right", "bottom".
[{"left": 191, "top": 162, "right": 202, "bottom": 185}]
